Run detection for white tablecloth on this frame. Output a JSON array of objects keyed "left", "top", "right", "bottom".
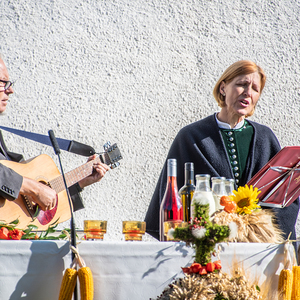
[{"left": 0, "top": 240, "right": 294, "bottom": 300}]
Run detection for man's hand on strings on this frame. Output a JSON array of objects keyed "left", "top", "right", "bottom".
[
  {"left": 20, "top": 177, "right": 57, "bottom": 211},
  {"left": 78, "top": 154, "right": 109, "bottom": 189}
]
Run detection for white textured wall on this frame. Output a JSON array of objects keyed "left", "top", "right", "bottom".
[{"left": 0, "top": 0, "right": 299, "bottom": 240}]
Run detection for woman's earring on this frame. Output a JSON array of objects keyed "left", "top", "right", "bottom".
[{"left": 222, "top": 92, "right": 226, "bottom": 96}]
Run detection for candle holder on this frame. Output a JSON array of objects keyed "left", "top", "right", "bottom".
[
  {"left": 122, "top": 221, "right": 146, "bottom": 241},
  {"left": 84, "top": 220, "right": 107, "bottom": 240}
]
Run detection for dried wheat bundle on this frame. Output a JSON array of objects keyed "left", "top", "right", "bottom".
[
  {"left": 155, "top": 270, "right": 263, "bottom": 300},
  {"left": 211, "top": 209, "right": 284, "bottom": 243}
]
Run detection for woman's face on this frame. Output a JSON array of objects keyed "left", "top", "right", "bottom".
[{"left": 220, "top": 72, "right": 261, "bottom": 120}]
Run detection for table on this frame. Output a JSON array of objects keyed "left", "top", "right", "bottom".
[{"left": 0, "top": 241, "right": 294, "bottom": 300}]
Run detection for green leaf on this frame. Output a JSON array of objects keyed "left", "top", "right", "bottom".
[
  {"left": 40, "top": 235, "right": 59, "bottom": 240},
  {"left": 21, "top": 232, "right": 37, "bottom": 240},
  {"left": 49, "top": 218, "right": 60, "bottom": 227},
  {"left": 33, "top": 207, "right": 40, "bottom": 218},
  {"left": 27, "top": 225, "right": 38, "bottom": 230},
  {"left": 10, "top": 219, "right": 20, "bottom": 225},
  {"left": 214, "top": 292, "right": 229, "bottom": 300}
]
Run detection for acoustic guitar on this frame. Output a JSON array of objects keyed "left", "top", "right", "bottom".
[{"left": 0, "top": 143, "right": 122, "bottom": 230}]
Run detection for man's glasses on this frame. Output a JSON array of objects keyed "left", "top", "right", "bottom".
[{"left": 0, "top": 79, "right": 14, "bottom": 91}]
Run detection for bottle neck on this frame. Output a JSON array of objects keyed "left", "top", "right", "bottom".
[
  {"left": 212, "top": 179, "right": 226, "bottom": 195},
  {"left": 195, "top": 178, "right": 210, "bottom": 192},
  {"left": 167, "top": 175, "right": 178, "bottom": 190},
  {"left": 184, "top": 169, "right": 194, "bottom": 185},
  {"left": 167, "top": 165, "right": 177, "bottom": 177}
]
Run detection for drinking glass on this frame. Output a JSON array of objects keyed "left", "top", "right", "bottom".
[
  {"left": 84, "top": 220, "right": 107, "bottom": 240},
  {"left": 122, "top": 221, "right": 146, "bottom": 241}
]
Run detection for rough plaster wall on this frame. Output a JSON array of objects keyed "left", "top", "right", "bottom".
[{"left": 0, "top": 0, "right": 299, "bottom": 241}]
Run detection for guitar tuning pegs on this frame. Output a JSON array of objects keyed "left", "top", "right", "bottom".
[
  {"left": 110, "top": 162, "right": 120, "bottom": 169},
  {"left": 103, "top": 141, "right": 111, "bottom": 151}
]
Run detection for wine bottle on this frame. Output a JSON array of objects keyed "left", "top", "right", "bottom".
[
  {"left": 179, "top": 162, "right": 195, "bottom": 222},
  {"left": 159, "top": 159, "right": 183, "bottom": 241}
]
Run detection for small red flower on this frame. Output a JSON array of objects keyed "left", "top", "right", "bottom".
[
  {"left": 181, "top": 267, "right": 191, "bottom": 274},
  {"left": 0, "top": 227, "right": 10, "bottom": 240},
  {"left": 8, "top": 229, "right": 25, "bottom": 240},
  {"left": 198, "top": 266, "right": 207, "bottom": 275},
  {"left": 190, "top": 263, "right": 201, "bottom": 273},
  {"left": 214, "top": 260, "right": 222, "bottom": 270},
  {"left": 206, "top": 262, "right": 215, "bottom": 272}
]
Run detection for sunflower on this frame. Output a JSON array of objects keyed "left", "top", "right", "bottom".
[{"left": 230, "top": 184, "right": 261, "bottom": 215}]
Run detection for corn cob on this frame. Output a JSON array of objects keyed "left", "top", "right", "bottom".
[
  {"left": 291, "top": 266, "right": 300, "bottom": 300},
  {"left": 278, "top": 269, "right": 293, "bottom": 300},
  {"left": 78, "top": 266, "right": 94, "bottom": 300},
  {"left": 58, "top": 268, "right": 78, "bottom": 300}
]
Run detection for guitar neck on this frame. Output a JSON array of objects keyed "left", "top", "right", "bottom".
[{"left": 49, "top": 154, "right": 107, "bottom": 193}]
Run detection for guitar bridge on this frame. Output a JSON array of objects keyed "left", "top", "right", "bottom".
[{"left": 22, "top": 195, "right": 38, "bottom": 220}]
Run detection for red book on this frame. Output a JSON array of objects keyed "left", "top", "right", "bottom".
[{"left": 247, "top": 146, "right": 300, "bottom": 208}]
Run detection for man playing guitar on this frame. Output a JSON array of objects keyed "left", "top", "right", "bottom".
[{"left": 0, "top": 55, "right": 109, "bottom": 215}]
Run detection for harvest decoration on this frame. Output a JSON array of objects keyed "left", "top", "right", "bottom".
[
  {"left": 221, "top": 184, "right": 261, "bottom": 215},
  {"left": 277, "top": 239, "right": 300, "bottom": 300},
  {"left": 0, "top": 225, "right": 24, "bottom": 240},
  {"left": 58, "top": 230, "right": 94, "bottom": 300},
  {"left": 58, "top": 258, "right": 94, "bottom": 300},
  {"left": 171, "top": 185, "right": 264, "bottom": 266},
  {"left": 213, "top": 185, "right": 284, "bottom": 243},
  {"left": 181, "top": 260, "right": 222, "bottom": 275},
  {"left": 156, "top": 271, "right": 262, "bottom": 300},
  {"left": 0, "top": 219, "right": 72, "bottom": 240},
  {"left": 155, "top": 184, "right": 290, "bottom": 300},
  {"left": 171, "top": 201, "right": 230, "bottom": 266}
]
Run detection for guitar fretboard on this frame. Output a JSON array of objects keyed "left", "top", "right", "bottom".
[{"left": 49, "top": 156, "right": 102, "bottom": 193}]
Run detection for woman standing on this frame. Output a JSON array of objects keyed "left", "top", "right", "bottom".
[{"left": 145, "top": 60, "right": 299, "bottom": 242}]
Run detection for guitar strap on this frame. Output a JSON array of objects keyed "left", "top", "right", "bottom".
[
  {"left": 0, "top": 125, "right": 96, "bottom": 157},
  {"left": 0, "top": 140, "right": 10, "bottom": 160}
]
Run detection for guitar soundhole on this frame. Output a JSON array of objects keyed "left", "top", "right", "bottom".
[{"left": 37, "top": 195, "right": 58, "bottom": 225}]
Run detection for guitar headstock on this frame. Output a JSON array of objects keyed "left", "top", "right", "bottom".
[{"left": 101, "top": 142, "right": 123, "bottom": 169}]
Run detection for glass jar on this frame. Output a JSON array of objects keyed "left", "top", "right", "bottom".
[
  {"left": 211, "top": 177, "right": 226, "bottom": 211},
  {"left": 225, "top": 178, "right": 235, "bottom": 196},
  {"left": 191, "top": 174, "right": 215, "bottom": 218}
]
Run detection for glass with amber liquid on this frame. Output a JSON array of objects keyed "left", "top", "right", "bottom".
[
  {"left": 159, "top": 159, "right": 183, "bottom": 241},
  {"left": 179, "top": 162, "right": 195, "bottom": 222},
  {"left": 84, "top": 220, "right": 107, "bottom": 240},
  {"left": 163, "top": 220, "right": 188, "bottom": 241},
  {"left": 122, "top": 221, "right": 146, "bottom": 241}
]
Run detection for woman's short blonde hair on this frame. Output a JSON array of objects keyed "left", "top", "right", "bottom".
[{"left": 213, "top": 60, "right": 266, "bottom": 110}]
